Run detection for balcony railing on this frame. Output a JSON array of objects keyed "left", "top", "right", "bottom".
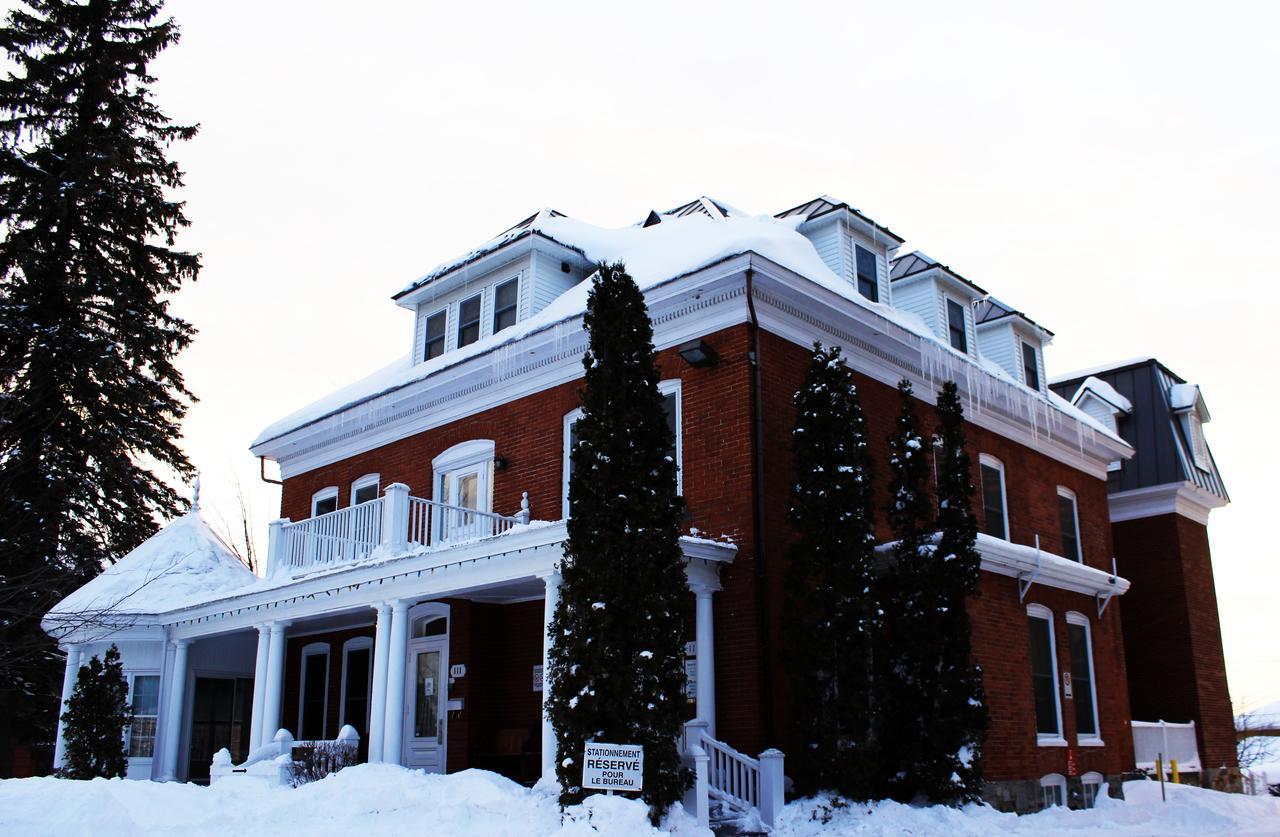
[
  {"left": 267, "top": 484, "right": 530, "bottom": 577},
  {"left": 1132, "top": 719, "right": 1201, "bottom": 773}
]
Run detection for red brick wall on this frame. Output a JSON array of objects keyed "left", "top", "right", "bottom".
[
  {"left": 1112, "top": 514, "right": 1236, "bottom": 768},
  {"left": 277, "top": 323, "right": 1136, "bottom": 780}
]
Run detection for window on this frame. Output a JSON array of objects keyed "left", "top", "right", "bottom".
[
  {"left": 351, "top": 474, "right": 380, "bottom": 506},
  {"left": 339, "top": 637, "right": 373, "bottom": 735},
  {"left": 423, "top": 309, "right": 447, "bottom": 361},
  {"left": 127, "top": 674, "right": 160, "bottom": 758},
  {"left": 1022, "top": 341, "right": 1040, "bottom": 391},
  {"left": 1081, "top": 772, "right": 1105, "bottom": 807},
  {"left": 412, "top": 615, "right": 448, "bottom": 638},
  {"left": 1027, "top": 605, "right": 1063, "bottom": 742},
  {"left": 946, "top": 298, "right": 968, "bottom": 353},
  {"left": 1067, "top": 612, "right": 1101, "bottom": 742},
  {"left": 1187, "top": 413, "right": 1211, "bottom": 471},
  {"left": 855, "top": 245, "right": 879, "bottom": 302},
  {"left": 456, "top": 293, "right": 482, "bottom": 348},
  {"left": 563, "top": 381, "right": 681, "bottom": 518},
  {"left": 299, "top": 643, "right": 330, "bottom": 740},
  {"left": 979, "top": 454, "right": 1008, "bottom": 540},
  {"left": 493, "top": 277, "right": 518, "bottom": 333},
  {"left": 1040, "top": 773, "right": 1067, "bottom": 807},
  {"left": 1057, "top": 488, "right": 1081, "bottom": 562},
  {"left": 432, "top": 439, "right": 495, "bottom": 541},
  {"left": 311, "top": 487, "right": 338, "bottom": 518}
]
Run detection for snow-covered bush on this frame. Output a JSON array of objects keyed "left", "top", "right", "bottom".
[{"left": 288, "top": 740, "right": 359, "bottom": 786}]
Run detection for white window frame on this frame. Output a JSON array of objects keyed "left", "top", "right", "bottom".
[
  {"left": 1027, "top": 603, "right": 1066, "bottom": 746},
  {"left": 422, "top": 306, "right": 448, "bottom": 362},
  {"left": 432, "top": 439, "right": 495, "bottom": 511},
  {"left": 1020, "top": 340, "right": 1041, "bottom": 391},
  {"left": 1039, "top": 773, "right": 1067, "bottom": 807},
  {"left": 1056, "top": 487, "right": 1082, "bottom": 562},
  {"left": 979, "top": 453, "right": 1009, "bottom": 541},
  {"left": 298, "top": 642, "right": 330, "bottom": 742},
  {"left": 944, "top": 293, "right": 970, "bottom": 354},
  {"left": 311, "top": 486, "right": 339, "bottom": 518},
  {"left": 125, "top": 671, "right": 161, "bottom": 760},
  {"left": 491, "top": 273, "right": 521, "bottom": 334},
  {"left": 1066, "top": 611, "right": 1103, "bottom": 746},
  {"left": 455, "top": 292, "right": 483, "bottom": 349},
  {"left": 562, "top": 379, "right": 682, "bottom": 519},
  {"left": 1185, "top": 412, "right": 1211, "bottom": 472},
  {"left": 350, "top": 473, "right": 380, "bottom": 507},
  {"left": 338, "top": 636, "right": 374, "bottom": 731},
  {"left": 1080, "top": 771, "right": 1105, "bottom": 807}
]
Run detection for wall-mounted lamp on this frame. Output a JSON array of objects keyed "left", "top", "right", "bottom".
[
  {"left": 678, "top": 338, "right": 718, "bottom": 368},
  {"left": 494, "top": 456, "right": 508, "bottom": 471}
]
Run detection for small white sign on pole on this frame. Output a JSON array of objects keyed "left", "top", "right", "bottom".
[{"left": 582, "top": 742, "right": 644, "bottom": 792}]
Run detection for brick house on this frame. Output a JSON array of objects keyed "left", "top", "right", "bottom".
[{"left": 43, "top": 196, "right": 1231, "bottom": 815}]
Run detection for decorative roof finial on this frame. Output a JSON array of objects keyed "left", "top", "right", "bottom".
[{"left": 192, "top": 474, "right": 201, "bottom": 512}]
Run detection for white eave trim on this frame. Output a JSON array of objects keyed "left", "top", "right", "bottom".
[{"left": 1108, "top": 482, "right": 1227, "bottom": 526}]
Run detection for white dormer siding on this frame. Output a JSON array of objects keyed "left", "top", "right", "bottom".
[
  {"left": 976, "top": 321, "right": 1046, "bottom": 393},
  {"left": 531, "top": 249, "right": 586, "bottom": 312},
  {"left": 889, "top": 272, "right": 979, "bottom": 358},
  {"left": 795, "top": 218, "right": 893, "bottom": 303}
]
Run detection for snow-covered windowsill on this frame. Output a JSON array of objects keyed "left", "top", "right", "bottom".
[
  {"left": 1077, "top": 736, "right": 1105, "bottom": 747},
  {"left": 1037, "top": 736, "right": 1069, "bottom": 748}
]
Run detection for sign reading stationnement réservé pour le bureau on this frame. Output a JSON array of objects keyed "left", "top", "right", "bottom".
[{"left": 582, "top": 743, "right": 644, "bottom": 791}]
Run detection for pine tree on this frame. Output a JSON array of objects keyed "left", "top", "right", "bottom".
[
  {"left": 928, "top": 380, "right": 988, "bottom": 802},
  {"left": 882, "top": 380, "right": 989, "bottom": 804},
  {"left": 782, "top": 344, "right": 881, "bottom": 799},
  {"left": 60, "top": 645, "right": 130, "bottom": 779},
  {"left": 547, "top": 262, "right": 688, "bottom": 822},
  {"left": 879, "top": 379, "right": 940, "bottom": 803},
  {"left": 0, "top": 0, "right": 198, "bottom": 762}
]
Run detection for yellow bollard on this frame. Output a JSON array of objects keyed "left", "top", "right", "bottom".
[{"left": 1171, "top": 759, "right": 1180, "bottom": 784}]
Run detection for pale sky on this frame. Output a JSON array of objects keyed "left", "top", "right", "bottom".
[{"left": 135, "top": 2, "right": 1279, "bottom": 710}]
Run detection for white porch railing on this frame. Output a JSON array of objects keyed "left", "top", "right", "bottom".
[
  {"left": 407, "top": 493, "right": 528, "bottom": 547},
  {"left": 1132, "top": 719, "right": 1201, "bottom": 772},
  {"left": 266, "top": 484, "right": 532, "bottom": 577},
  {"left": 681, "top": 720, "right": 784, "bottom": 829}
]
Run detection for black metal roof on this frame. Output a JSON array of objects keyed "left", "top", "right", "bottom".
[
  {"left": 889, "top": 251, "right": 989, "bottom": 297},
  {"left": 774, "top": 195, "right": 906, "bottom": 244},
  {"left": 974, "top": 297, "right": 1054, "bottom": 336}
]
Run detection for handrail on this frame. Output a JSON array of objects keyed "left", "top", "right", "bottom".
[
  {"left": 282, "top": 498, "right": 383, "bottom": 571},
  {"left": 407, "top": 495, "right": 525, "bottom": 547},
  {"left": 703, "top": 734, "right": 761, "bottom": 812}
]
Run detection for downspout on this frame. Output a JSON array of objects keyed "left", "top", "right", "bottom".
[
  {"left": 259, "top": 455, "right": 283, "bottom": 486},
  {"left": 744, "top": 267, "right": 775, "bottom": 747}
]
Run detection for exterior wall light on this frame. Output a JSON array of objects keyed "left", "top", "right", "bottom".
[{"left": 678, "top": 339, "right": 718, "bottom": 368}]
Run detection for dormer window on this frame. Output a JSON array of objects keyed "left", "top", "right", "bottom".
[
  {"left": 855, "top": 245, "right": 878, "bottom": 302},
  {"left": 424, "top": 310, "right": 446, "bottom": 361},
  {"left": 457, "top": 294, "right": 482, "bottom": 348},
  {"left": 1187, "top": 413, "right": 1211, "bottom": 471},
  {"left": 947, "top": 299, "right": 968, "bottom": 353},
  {"left": 1022, "top": 342, "right": 1040, "bottom": 391},
  {"left": 493, "top": 277, "right": 518, "bottom": 333}
]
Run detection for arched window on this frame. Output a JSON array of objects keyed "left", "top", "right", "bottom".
[
  {"left": 978, "top": 454, "right": 1008, "bottom": 540},
  {"left": 311, "top": 487, "right": 338, "bottom": 518},
  {"left": 339, "top": 636, "right": 373, "bottom": 736},
  {"left": 1040, "top": 773, "right": 1067, "bottom": 807},
  {"left": 1027, "top": 604, "right": 1064, "bottom": 744},
  {"left": 1080, "top": 771, "right": 1105, "bottom": 808},
  {"left": 298, "top": 642, "right": 330, "bottom": 740},
  {"left": 1066, "top": 611, "right": 1102, "bottom": 744},
  {"left": 351, "top": 474, "right": 380, "bottom": 506},
  {"left": 432, "top": 440, "right": 495, "bottom": 542}
]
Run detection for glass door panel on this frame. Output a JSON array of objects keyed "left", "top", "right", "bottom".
[{"left": 413, "top": 650, "right": 441, "bottom": 740}]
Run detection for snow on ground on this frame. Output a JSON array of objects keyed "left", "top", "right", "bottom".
[{"left": 3, "top": 768, "right": 1278, "bottom": 837}]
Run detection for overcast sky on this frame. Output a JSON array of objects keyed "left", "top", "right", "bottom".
[{"left": 137, "top": 1, "right": 1278, "bottom": 711}]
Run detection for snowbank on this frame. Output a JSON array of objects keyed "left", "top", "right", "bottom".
[{"left": 3, "top": 769, "right": 1279, "bottom": 837}]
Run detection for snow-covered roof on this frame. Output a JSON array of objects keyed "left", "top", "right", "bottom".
[
  {"left": 1050, "top": 356, "right": 1157, "bottom": 385},
  {"left": 253, "top": 206, "right": 1125, "bottom": 452},
  {"left": 1072, "top": 376, "right": 1133, "bottom": 415},
  {"left": 774, "top": 194, "right": 906, "bottom": 243},
  {"left": 1168, "top": 382, "right": 1207, "bottom": 418},
  {"left": 45, "top": 508, "right": 257, "bottom": 626}
]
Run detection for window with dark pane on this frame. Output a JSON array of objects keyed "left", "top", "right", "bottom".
[
  {"left": 980, "top": 462, "right": 1007, "bottom": 539},
  {"left": 1022, "top": 341, "right": 1040, "bottom": 390},
  {"left": 855, "top": 244, "right": 879, "bottom": 302},
  {"left": 457, "top": 294, "right": 482, "bottom": 348},
  {"left": 343, "top": 647, "right": 371, "bottom": 734},
  {"left": 493, "top": 278, "right": 518, "bottom": 333},
  {"left": 1028, "top": 615, "right": 1059, "bottom": 736},
  {"left": 1069, "top": 622, "right": 1098, "bottom": 737},
  {"left": 300, "top": 650, "right": 328, "bottom": 740},
  {"left": 313, "top": 494, "right": 337, "bottom": 517},
  {"left": 424, "top": 310, "right": 446, "bottom": 360},
  {"left": 947, "top": 299, "right": 968, "bottom": 352},
  {"left": 1058, "top": 492, "right": 1081, "bottom": 561}
]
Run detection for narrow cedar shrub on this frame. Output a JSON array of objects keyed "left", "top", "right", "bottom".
[{"left": 60, "top": 645, "right": 130, "bottom": 779}]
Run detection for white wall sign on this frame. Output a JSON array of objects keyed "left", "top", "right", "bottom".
[
  {"left": 583, "top": 742, "right": 643, "bottom": 792},
  {"left": 1062, "top": 671, "right": 1074, "bottom": 700},
  {"left": 684, "top": 659, "right": 697, "bottom": 699},
  {"left": 532, "top": 664, "right": 543, "bottom": 692}
]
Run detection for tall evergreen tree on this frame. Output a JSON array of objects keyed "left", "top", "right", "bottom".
[
  {"left": 547, "top": 262, "right": 688, "bottom": 822},
  {"left": 879, "top": 379, "right": 940, "bottom": 803},
  {"left": 59, "top": 644, "right": 130, "bottom": 779},
  {"left": 782, "top": 344, "right": 881, "bottom": 799},
  {"left": 928, "top": 380, "right": 988, "bottom": 801},
  {"left": 882, "top": 380, "right": 989, "bottom": 803},
  {"left": 0, "top": 0, "right": 198, "bottom": 767}
]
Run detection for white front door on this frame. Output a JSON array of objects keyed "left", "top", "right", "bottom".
[
  {"left": 403, "top": 634, "right": 448, "bottom": 771},
  {"left": 438, "top": 465, "right": 486, "bottom": 541}
]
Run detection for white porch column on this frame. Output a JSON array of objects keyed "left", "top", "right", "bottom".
[
  {"left": 693, "top": 584, "right": 717, "bottom": 738},
  {"left": 538, "top": 569, "right": 562, "bottom": 780},
  {"left": 260, "top": 621, "right": 289, "bottom": 746},
  {"left": 381, "top": 600, "right": 410, "bottom": 764},
  {"left": 160, "top": 639, "right": 191, "bottom": 781},
  {"left": 367, "top": 602, "right": 393, "bottom": 762},
  {"left": 51, "top": 644, "right": 82, "bottom": 770},
  {"left": 248, "top": 625, "right": 271, "bottom": 749}
]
